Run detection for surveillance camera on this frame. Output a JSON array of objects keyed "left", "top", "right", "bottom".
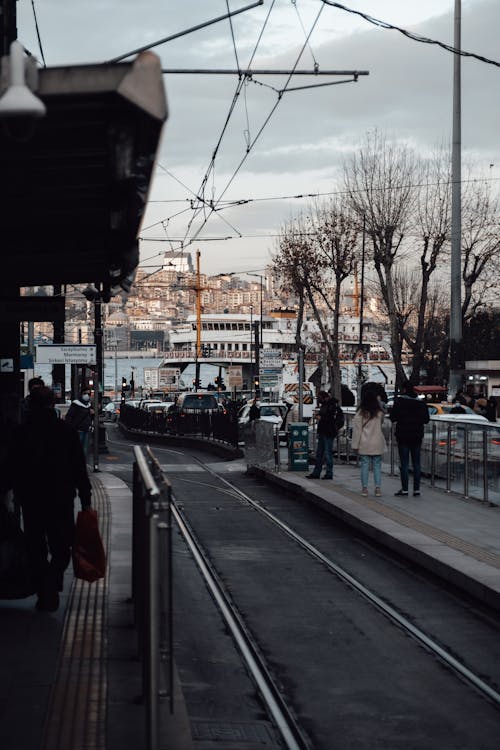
[{"left": 0, "top": 41, "right": 46, "bottom": 119}]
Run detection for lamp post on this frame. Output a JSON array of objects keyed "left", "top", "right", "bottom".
[{"left": 449, "top": 0, "right": 463, "bottom": 396}]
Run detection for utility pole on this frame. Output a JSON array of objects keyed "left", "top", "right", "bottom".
[
  {"left": 449, "top": 0, "right": 463, "bottom": 396},
  {"left": 52, "top": 284, "right": 65, "bottom": 403},
  {"left": 195, "top": 250, "right": 201, "bottom": 389}
]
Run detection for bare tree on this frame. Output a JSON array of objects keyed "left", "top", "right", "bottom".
[
  {"left": 405, "top": 152, "right": 451, "bottom": 381},
  {"left": 272, "top": 216, "right": 318, "bottom": 365},
  {"left": 460, "top": 176, "right": 500, "bottom": 319},
  {"left": 273, "top": 200, "right": 360, "bottom": 402},
  {"left": 306, "top": 197, "right": 360, "bottom": 401},
  {"left": 344, "top": 130, "right": 420, "bottom": 386}
]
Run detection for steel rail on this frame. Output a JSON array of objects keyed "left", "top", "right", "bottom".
[
  {"left": 170, "top": 497, "right": 310, "bottom": 750},
  {"left": 197, "top": 459, "right": 500, "bottom": 708}
]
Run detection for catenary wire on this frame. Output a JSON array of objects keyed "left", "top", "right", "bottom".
[
  {"left": 30, "top": 0, "right": 46, "bottom": 67},
  {"left": 179, "top": 0, "right": 278, "bottom": 249},
  {"left": 182, "top": 2, "right": 326, "bottom": 248},
  {"left": 321, "top": 1, "right": 500, "bottom": 69}
]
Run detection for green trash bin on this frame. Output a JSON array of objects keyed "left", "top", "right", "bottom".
[{"left": 288, "top": 422, "right": 309, "bottom": 471}]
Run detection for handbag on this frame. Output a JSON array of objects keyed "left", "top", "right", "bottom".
[
  {"left": 72, "top": 509, "right": 106, "bottom": 583},
  {"left": 0, "top": 507, "right": 36, "bottom": 599}
]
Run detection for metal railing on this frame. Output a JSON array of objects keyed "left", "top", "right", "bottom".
[
  {"left": 122, "top": 402, "right": 239, "bottom": 446},
  {"left": 132, "top": 446, "right": 173, "bottom": 750},
  {"left": 323, "top": 409, "right": 500, "bottom": 506}
]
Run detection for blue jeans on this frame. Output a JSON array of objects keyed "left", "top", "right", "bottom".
[
  {"left": 360, "top": 455, "right": 382, "bottom": 488},
  {"left": 398, "top": 442, "right": 422, "bottom": 491},
  {"left": 311, "top": 435, "right": 334, "bottom": 477},
  {"left": 78, "top": 430, "right": 90, "bottom": 458}
]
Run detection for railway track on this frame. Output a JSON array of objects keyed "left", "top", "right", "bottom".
[{"left": 168, "top": 454, "right": 500, "bottom": 749}]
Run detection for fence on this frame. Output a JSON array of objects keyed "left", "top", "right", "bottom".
[
  {"left": 322, "top": 409, "right": 500, "bottom": 506},
  {"left": 121, "top": 402, "right": 239, "bottom": 446},
  {"left": 132, "top": 445, "right": 173, "bottom": 750}
]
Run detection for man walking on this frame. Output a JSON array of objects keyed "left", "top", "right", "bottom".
[
  {"left": 2, "top": 386, "right": 92, "bottom": 611},
  {"left": 306, "top": 390, "right": 344, "bottom": 480},
  {"left": 389, "top": 381, "right": 429, "bottom": 497}
]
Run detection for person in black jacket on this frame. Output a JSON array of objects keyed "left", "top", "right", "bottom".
[
  {"left": 65, "top": 388, "right": 94, "bottom": 457},
  {"left": 2, "top": 387, "right": 92, "bottom": 611},
  {"left": 306, "top": 390, "right": 344, "bottom": 480},
  {"left": 389, "top": 381, "right": 430, "bottom": 497}
]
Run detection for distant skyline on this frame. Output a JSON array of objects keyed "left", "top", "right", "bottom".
[{"left": 16, "top": 1, "right": 500, "bottom": 275}]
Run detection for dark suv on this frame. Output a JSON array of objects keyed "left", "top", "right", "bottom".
[{"left": 176, "top": 393, "right": 219, "bottom": 413}]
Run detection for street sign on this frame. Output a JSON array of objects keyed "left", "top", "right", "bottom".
[
  {"left": 259, "top": 349, "right": 282, "bottom": 388},
  {"left": 35, "top": 344, "right": 96, "bottom": 365},
  {"left": 227, "top": 366, "right": 243, "bottom": 387},
  {"left": 144, "top": 367, "right": 180, "bottom": 389}
]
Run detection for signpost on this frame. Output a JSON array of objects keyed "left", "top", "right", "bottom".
[
  {"left": 259, "top": 349, "right": 282, "bottom": 390},
  {"left": 35, "top": 344, "right": 96, "bottom": 365},
  {"left": 144, "top": 367, "right": 180, "bottom": 391}
]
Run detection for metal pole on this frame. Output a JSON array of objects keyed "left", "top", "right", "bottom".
[
  {"left": 254, "top": 321, "right": 260, "bottom": 397},
  {"left": 298, "top": 347, "right": 304, "bottom": 422},
  {"left": 449, "top": 0, "right": 463, "bottom": 396},
  {"left": 93, "top": 298, "right": 103, "bottom": 472},
  {"left": 147, "top": 509, "right": 160, "bottom": 750},
  {"left": 114, "top": 345, "right": 118, "bottom": 399},
  {"left": 482, "top": 429, "right": 489, "bottom": 504}
]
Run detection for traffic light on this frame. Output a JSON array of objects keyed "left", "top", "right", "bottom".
[
  {"left": 215, "top": 376, "right": 225, "bottom": 390},
  {"left": 192, "top": 378, "right": 201, "bottom": 389}
]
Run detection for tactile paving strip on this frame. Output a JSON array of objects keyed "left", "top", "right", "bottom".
[{"left": 42, "top": 477, "right": 110, "bottom": 750}]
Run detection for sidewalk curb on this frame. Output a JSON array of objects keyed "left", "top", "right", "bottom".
[{"left": 255, "top": 468, "right": 500, "bottom": 614}]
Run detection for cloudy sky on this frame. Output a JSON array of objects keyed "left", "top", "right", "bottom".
[{"left": 17, "top": 1, "right": 500, "bottom": 275}]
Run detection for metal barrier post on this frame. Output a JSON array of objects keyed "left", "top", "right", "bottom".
[
  {"left": 463, "top": 428, "right": 469, "bottom": 499},
  {"left": 430, "top": 422, "right": 436, "bottom": 487},
  {"left": 446, "top": 424, "right": 452, "bottom": 493},
  {"left": 147, "top": 506, "right": 160, "bottom": 750},
  {"left": 483, "top": 430, "right": 489, "bottom": 504}
]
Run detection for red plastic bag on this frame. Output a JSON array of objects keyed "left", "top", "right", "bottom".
[{"left": 72, "top": 509, "right": 106, "bottom": 582}]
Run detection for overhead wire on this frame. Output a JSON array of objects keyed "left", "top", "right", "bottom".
[
  {"left": 178, "top": 0, "right": 278, "bottom": 248},
  {"left": 30, "top": 0, "right": 46, "bottom": 66},
  {"left": 184, "top": 2, "right": 326, "bottom": 247},
  {"left": 321, "top": 1, "right": 500, "bottom": 69}
]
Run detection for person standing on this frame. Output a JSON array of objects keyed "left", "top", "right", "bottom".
[
  {"left": 351, "top": 388, "right": 386, "bottom": 497},
  {"left": 306, "top": 390, "right": 344, "bottom": 480},
  {"left": 2, "top": 387, "right": 92, "bottom": 611},
  {"left": 65, "top": 388, "right": 94, "bottom": 456},
  {"left": 248, "top": 397, "right": 261, "bottom": 421},
  {"left": 389, "top": 381, "right": 429, "bottom": 497}
]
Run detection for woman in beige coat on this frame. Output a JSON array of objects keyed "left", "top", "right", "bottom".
[{"left": 351, "top": 388, "right": 386, "bottom": 497}]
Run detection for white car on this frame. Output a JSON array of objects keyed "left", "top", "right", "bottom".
[{"left": 238, "top": 401, "right": 290, "bottom": 440}]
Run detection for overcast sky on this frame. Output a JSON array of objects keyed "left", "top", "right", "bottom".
[{"left": 17, "top": 1, "right": 500, "bottom": 275}]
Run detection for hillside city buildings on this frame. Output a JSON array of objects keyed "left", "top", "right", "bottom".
[{"left": 24, "top": 250, "right": 389, "bottom": 357}]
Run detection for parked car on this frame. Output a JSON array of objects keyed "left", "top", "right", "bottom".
[
  {"left": 427, "top": 402, "right": 488, "bottom": 423},
  {"left": 174, "top": 392, "right": 220, "bottom": 414}
]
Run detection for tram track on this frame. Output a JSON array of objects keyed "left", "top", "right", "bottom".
[
  {"left": 192, "top": 458, "right": 500, "bottom": 709},
  {"left": 168, "top": 452, "right": 500, "bottom": 748},
  {"left": 106, "top": 430, "right": 500, "bottom": 747}
]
